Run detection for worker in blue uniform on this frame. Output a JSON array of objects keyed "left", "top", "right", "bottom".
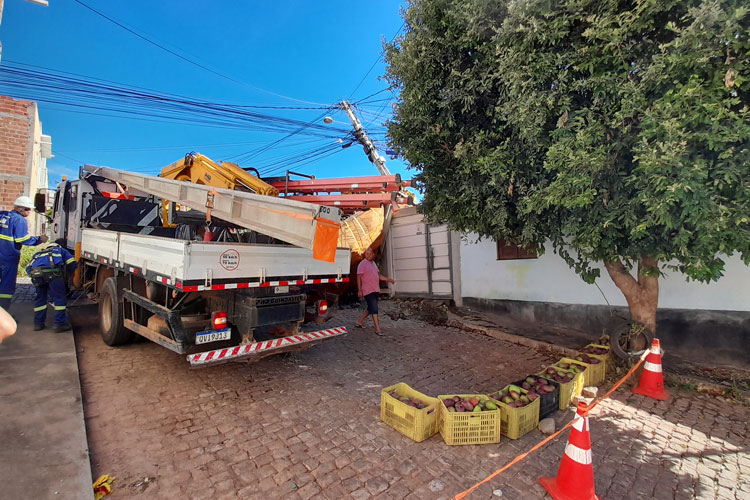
[
  {"left": 27, "top": 239, "right": 77, "bottom": 332},
  {"left": 0, "top": 196, "right": 48, "bottom": 311}
]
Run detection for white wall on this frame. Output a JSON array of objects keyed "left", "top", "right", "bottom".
[{"left": 460, "top": 235, "right": 750, "bottom": 312}]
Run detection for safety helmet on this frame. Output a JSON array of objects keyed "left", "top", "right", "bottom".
[{"left": 14, "top": 196, "right": 34, "bottom": 209}]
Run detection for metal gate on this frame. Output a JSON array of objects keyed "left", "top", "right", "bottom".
[{"left": 385, "top": 207, "right": 455, "bottom": 298}]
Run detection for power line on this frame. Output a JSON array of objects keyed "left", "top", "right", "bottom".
[
  {"left": 0, "top": 64, "right": 350, "bottom": 138},
  {"left": 0, "top": 62, "right": 358, "bottom": 175},
  {"left": 228, "top": 110, "right": 347, "bottom": 166},
  {"left": 352, "top": 88, "right": 391, "bottom": 105},
  {"left": 56, "top": 140, "right": 273, "bottom": 154},
  {"left": 348, "top": 22, "right": 405, "bottom": 99},
  {"left": 54, "top": 152, "right": 86, "bottom": 165},
  {"left": 72, "top": 0, "right": 327, "bottom": 106}
]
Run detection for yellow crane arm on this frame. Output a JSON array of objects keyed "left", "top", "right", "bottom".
[{"left": 159, "top": 152, "right": 279, "bottom": 197}]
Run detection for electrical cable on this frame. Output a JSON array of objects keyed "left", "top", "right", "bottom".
[
  {"left": 71, "top": 0, "right": 327, "bottom": 106},
  {"left": 0, "top": 64, "right": 350, "bottom": 138},
  {"left": 348, "top": 22, "right": 405, "bottom": 99},
  {"left": 352, "top": 88, "right": 391, "bottom": 105},
  {"left": 57, "top": 140, "right": 273, "bottom": 154}
]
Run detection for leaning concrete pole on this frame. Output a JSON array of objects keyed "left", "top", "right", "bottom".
[{"left": 339, "top": 100, "right": 391, "bottom": 176}]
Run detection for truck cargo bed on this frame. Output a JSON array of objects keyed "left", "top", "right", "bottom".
[{"left": 81, "top": 229, "right": 350, "bottom": 289}]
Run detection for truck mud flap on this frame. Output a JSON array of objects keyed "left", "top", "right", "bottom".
[{"left": 187, "top": 326, "right": 347, "bottom": 368}]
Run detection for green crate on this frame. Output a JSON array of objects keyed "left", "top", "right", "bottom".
[
  {"left": 492, "top": 385, "right": 540, "bottom": 440},
  {"left": 540, "top": 366, "right": 584, "bottom": 409},
  {"left": 437, "top": 394, "right": 502, "bottom": 445},
  {"left": 381, "top": 383, "right": 439, "bottom": 442}
]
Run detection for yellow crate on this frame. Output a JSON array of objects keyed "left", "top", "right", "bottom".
[
  {"left": 493, "top": 385, "right": 541, "bottom": 440},
  {"left": 580, "top": 344, "right": 610, "bottom": 373},
  {"left": 381, "top": 383, "right": 439, "bottom": 442},
  {"left": 540, "top": 366, "right": 584, "bottom": 410},
  {"left": 560, "top": 357, "right": 604, "bottom": 387},
  {"left": 585, "top": 343, "right": 611, "bottom": 356},
  {"left": 437, "top": 394, "right": 502, "bottom": 445},
  {"left": 564, "top": 356, "right": 605, "bottom": 386},
  {"left": 581, "top": 343, "right": 612, "bottom": 362}
]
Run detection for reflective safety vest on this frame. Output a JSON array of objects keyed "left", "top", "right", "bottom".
[
  {"left": 0, "top": 210, "right": 42, "bottom": 262},
  {"left": 26, "top": 245, "right": 77, "bottom": 276}
]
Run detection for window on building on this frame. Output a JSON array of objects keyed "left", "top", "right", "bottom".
[{"left": 496, "top": 239, "right": 537, "bottom": 260}]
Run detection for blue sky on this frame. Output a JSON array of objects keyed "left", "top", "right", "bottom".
[{"left": 1, "top": 0, "right": 408, "bottom": 185}]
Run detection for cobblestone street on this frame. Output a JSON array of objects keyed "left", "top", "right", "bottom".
[{"left": 69, "top": 301, "right": 749, "bottom": 500}]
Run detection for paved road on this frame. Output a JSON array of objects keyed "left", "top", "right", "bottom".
[{"left": 71, "top": 302, "right": 749, "bottom": 500}]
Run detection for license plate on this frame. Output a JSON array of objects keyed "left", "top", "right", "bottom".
[
  {"left": 195, "top": 328, "right": 231, "bottom": 345},
  {"left": 274, "top": 286, "right": 289, "bottom": 294}
]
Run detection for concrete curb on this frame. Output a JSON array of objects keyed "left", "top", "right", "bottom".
[{"left": 446, "top": 314, "right": 580, "bottom": 359}]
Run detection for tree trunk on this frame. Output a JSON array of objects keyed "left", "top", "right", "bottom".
[{"left": 603, "top": 256, "right": 659, "bottom": 334}]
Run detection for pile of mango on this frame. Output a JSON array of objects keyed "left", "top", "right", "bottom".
[
  {"left": 557, "top": 361, "right": 586, "bottom": 375},
  {"left": 442, "top": 396, "right": 497, "bottom": 413},
  {"left": 520, "top": 375, "right": 556, "bottom": 395},
  {"left": 489, "top": 387, "right": 536, "bottom": 408},
  {"left": 575, "top": 353, "right": 602, "bottom": 364},
  {"left": 579, "top": 345, "right": 609, "bottom": 356},
  {"left": 387, "top": 389, "right": 433, "bottom": 411},
  {"left": 543, "top": 365, "right": 576, "bottom": 383}
]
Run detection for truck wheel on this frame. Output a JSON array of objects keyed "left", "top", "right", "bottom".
[{"left": 99, "top": 277, "right": 134, "bottom": 346}]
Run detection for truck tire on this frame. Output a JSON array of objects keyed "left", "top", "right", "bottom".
[{"left": 99, "top": 277, "right": 134, "bottom": 346}]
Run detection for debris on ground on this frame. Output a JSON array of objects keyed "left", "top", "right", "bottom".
[
  {"left": 582, "top": 386, "right": 598, "bottom": 398},
  {"left": 130, "top": 476, "right": 153, "bottom": 493},
  {"left": 93, "top": 475, "right": 114, "bottom": 499}
]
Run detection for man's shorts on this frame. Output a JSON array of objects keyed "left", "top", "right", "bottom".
[{"left": 364, "top": 292, "right": 379, "bottom": 315}]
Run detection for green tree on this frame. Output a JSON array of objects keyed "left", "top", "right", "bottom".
[{"left": 385, "top": 0, "right": 750, "bottom": 334}]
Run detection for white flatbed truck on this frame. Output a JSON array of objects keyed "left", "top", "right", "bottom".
[{"left": 40, "top": 165, "right": 351, "bottom": 367}]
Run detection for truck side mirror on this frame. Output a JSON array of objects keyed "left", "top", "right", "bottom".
[{"left": 34, "top": 192, "right": 46, "bottom": 213}]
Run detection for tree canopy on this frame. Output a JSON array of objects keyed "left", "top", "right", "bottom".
[{"left": 384, "top": 0, "right": 750, "bottom": 293}]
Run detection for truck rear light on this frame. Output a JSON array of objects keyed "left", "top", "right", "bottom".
[
  {"left": 212, "top": 312, "right": 228, "bottom": 329},
  {"left": 318, "top": 301, "right": 328, "bottom": 315}
]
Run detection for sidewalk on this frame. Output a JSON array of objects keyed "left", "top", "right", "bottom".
[{"left": 0, "top": 284, "right": 93, "bottom": 500}]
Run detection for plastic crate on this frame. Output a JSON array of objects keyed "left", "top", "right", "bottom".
[
  {"left": 512, "top": 375, "right": 560, "bottom": 420},
  {"left": 561, "top": 357, "right": 604, "bottom": 387},
  {"left": 540, "top": 366, "right": 584, "bottom": 409},
  {"left": 557, "top": 358, "right": 593, "bottom": 386},
  {"left": 579, "top": 344, "right": 610, "bottom": 373},
  {"left": 381, "top": 383, "right": 439, "bottom": 442},
  {"left": 492, "top": 385, "right": 540, "bottom": 440},
  {"left": 437, "top": 394, "right": 502, "bottom": 445},
  {"left": 582, "top": 343, "right": 611, "bottom": 358}
]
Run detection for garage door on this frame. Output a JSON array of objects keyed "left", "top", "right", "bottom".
[{"left": 387, "top": 207, "right": 453, "bottom": 298}]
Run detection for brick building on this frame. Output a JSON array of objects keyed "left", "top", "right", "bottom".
[{"left": 0, "top": 95, "right": 52, "bottom": 232}]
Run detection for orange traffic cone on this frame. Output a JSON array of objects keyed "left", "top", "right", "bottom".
[
  {"left": 632, "top": 338, "right": 669, "bottom": 401},
  {"left": 539, "top": 402, "right": 599, "bottom": 500}
]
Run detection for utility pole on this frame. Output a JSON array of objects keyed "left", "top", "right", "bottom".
[{"left": 339, "top": 100, "right": 391, "bottom": 176}]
